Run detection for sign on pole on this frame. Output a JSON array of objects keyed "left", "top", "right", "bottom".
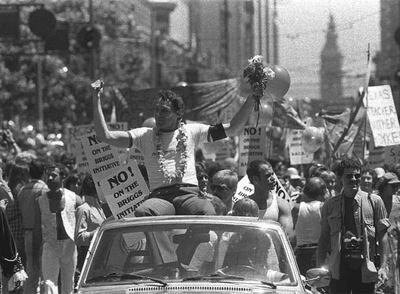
[
  {"left": 288, "top": 129, "right": 313, "bottom": 165},
  {"left": 99, "top": 162, "right": 149, "bottom": 219},
  {"left": 81, "top": 132, "right": 122, "bottom": 202},
  {"left": 365, "top": 85, "right": 400, "bottom": 147},
  {"left": 238, "top": 125, "right": 267, "bottom": 177}
]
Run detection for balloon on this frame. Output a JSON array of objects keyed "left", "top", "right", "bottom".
[
  {"left": 265, "top": 65, "right": 291, "bottom": 100},
  {"left": 302, "top": 126, "right": 325, "bottom": 153},
  {"left": 142, "top": 117, "right": 156, "bottom": 128},
  {"left": 249, "top": 101, "right": 273, "bottom": 126}
]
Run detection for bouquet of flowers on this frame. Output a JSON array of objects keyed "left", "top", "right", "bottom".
[{"left": 243, "top": 55, "right": 275, "bottom": 111}]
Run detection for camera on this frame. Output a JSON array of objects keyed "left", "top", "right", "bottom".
[{"left": 343, "top": 236, "right": 364, "bottom": 261}]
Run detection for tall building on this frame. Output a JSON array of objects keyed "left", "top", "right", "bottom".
[
  {"left": 320, "top": 14, "right": 345, "bottom": 112},
  {"left": 375, "top": 0, "right": 400, "bottom": 113},
  {"left": 187, "top": 0, "right": 278, "bottom": 82}
]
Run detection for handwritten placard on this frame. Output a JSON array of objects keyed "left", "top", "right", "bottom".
[
  {"left": 238, "top": 126, "right": 267, "bottom": 177},
  {"left": 99, "top": 163, "right": 149, "bottom": 219},
  {"left": 288, "top": 129, "right": 313, "bottom": 165},
  {"left": 365, "top": 85, "right": 400, "bottom": 147},
  {"left": 233, "top": 174, "right": 290, "bottom": 203}
]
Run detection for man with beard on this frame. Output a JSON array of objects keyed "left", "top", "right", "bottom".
[{"left": 33, "top": 167, "right": 82, "bottom": 294}]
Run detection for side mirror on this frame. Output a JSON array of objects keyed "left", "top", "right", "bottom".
[{"left": 305, "top": 267, "right": 331, "bottom": 288}]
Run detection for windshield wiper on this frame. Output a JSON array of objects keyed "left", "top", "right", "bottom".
[
  {"left": 183, "top": 272, "right": 276, "bottom": 289},
  {"left": 182, "top": 273, "right": 245, "bottom": 282},
  {"left": 86, "top": 272, "right": 167, "bottom": 286}
]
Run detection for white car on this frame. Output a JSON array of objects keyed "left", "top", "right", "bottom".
[{"left": 77, "top": 216, "right": 329, "bottom": 293}]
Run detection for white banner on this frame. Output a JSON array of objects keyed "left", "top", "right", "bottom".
[
  {"left": 365, "top": 85, "right": 400, "bottom": 147},
  {"left": 99, "top": 162, "right": 149, "bottom": 219},
  {"left": 288, "top": 129, "right": 313, "bottom": 165},
  {"left": 238, "top": 126, "right": 267, "bottom": 177}
]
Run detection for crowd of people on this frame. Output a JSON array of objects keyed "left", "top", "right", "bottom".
[{"left": 0, "top": 86, "right": 399, "bottom": 294}]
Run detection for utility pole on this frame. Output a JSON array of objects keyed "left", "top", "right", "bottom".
[
  {"left": 37, "top": 56, "right": 44, "bottom": 132},
  {"left": 273, "top": 0, "right": 279, "bottom": 65},
  {"left": 265, "top": 0, "right": 270, "bottom": 63},
  {"left": 89, "top": 0, "right": 95, "bottom": 79}
]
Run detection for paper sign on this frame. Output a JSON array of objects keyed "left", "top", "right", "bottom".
[
  {"left": 365, "top": 85, "right": 400, "bottom": 147},
  {"left": 66, "top": 123, "right": 128, "bottom": 173},
  {"left": 99, "top": 163, "right": 149, "bottom": 219},
  {"left": 233, "top": 175, "right": 254, "bottom": 203},
  {"left": 288, "top": 130, "right": 313, "bottom": 165},
  {"left": 232, "top": 174, "right": 290, "bottom": 203},
  {"left": 238, "top": 126, "right": 267, "bottom": 177}
]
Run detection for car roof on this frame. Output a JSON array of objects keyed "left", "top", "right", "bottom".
[{"left": 100, "top": 215, "right": 284, "bottom": 232}]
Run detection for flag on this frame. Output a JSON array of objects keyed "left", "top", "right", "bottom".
[
  {"left": 112, "top": 87, "right": 129, "bottom": 109},
  {"left": 272, "top": 100, "right": 305, "bottom": 129},
  {"left": 321, "top": 107, "right": 366, "bottom": 158}
]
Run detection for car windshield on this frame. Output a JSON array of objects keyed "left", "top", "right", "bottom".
[{"left": 84, "top": 222, "right": 296, "bottom": 286}]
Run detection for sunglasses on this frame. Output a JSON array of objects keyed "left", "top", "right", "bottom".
[
  {"left": 197, "top": 174, "right": 208, "bottom": 180},
  {"left": 344, "top": 173, "right": 361, "bottom": 180},
  {"left": 210, "top": 184, "right": 230, "bottom": 192}
]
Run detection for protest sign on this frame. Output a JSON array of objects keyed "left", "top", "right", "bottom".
[
  {"left": 81, "top": 132, "right": 122, "bottom": 202},
  {"left": 99, "top": 162, "right": 149, "bottom": 219},
  {"left": 238, "top": 125, "right": 266, "bottom": 177},
  {"left": 67, "top": 123, "right": 128, "bottom": 173},
  {"left": 365, "top": 85, "right": 400, "bottom": 147},
  {"left": 128, "top": 148, "right": 145, "bottom": 165},
  {"left": 233, "top": 174, "right": 290, "bottom": 203},
  {"left": 288, "top": 129, "right": 313, "bottom": 165},
  {"left": 233, "top": 175, "right": 254, "bottom": 203}
]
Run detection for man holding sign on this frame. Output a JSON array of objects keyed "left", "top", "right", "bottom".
[
  {"left": 246, "top": 160, "right": 294, "bottom": 242},
  {"left": 92, "top": 81, "right": 255, "bottom": 216}
]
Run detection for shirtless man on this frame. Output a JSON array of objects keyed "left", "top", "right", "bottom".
[{"left": 246, "top": 160, "right": 294, "bottom": 242}]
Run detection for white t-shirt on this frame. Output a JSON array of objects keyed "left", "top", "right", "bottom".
[{"left": 129, "top": 123, "right": 209, "bottom": 190}]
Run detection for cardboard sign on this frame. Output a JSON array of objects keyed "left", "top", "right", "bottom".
[
  {"left": 288, "top": 129, "right": 313, "bottom": 165},
  {"left": 66, "top": 123, "right": 128, "bottom": 173},
  {"left": 81, "top": 132, "right": 122, "bottom": 202},
  {"left": 99, "top": 163, "right": 149, "bottom": 219},
  {"left": 232, "top": 174, "right": 290, "bottom": 203},
  {"left": 233, "top": 175, "right": 254, "bottom": 204},
  {"left": 238, "top": 126, "right": 267, "bottom": 177},
  {"left": 365, "top": 86, "right": 400, "bottom": 147}
]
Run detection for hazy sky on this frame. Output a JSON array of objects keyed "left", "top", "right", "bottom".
[{"left": 278, "top": 0, "right": 380, "bottom": 100}]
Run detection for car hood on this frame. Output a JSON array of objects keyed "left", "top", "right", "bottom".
[{"left": 78, "top": 281, "right": 309, "bottom": 294}]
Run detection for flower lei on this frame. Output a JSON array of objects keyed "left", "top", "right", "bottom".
[
  {"left": 154, "top": 123, "right": 188, "bottom": 184},
  {"left": 243, "top": 55, "right": 275, "bottom": 112}
]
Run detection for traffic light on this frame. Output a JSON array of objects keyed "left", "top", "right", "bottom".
[
  {"left": 44, "top": 21, "right": 70, "bottom": 52},
  {"left": 28, "top": 8, "right": 56, "bottom": 39},
  {"left": 76, "top": 25, "right": 101, "bottom": 50},
  {"left": 0, "top": 5, "right": 20, "bottom": 40}
]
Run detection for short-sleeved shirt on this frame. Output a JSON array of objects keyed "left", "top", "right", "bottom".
[{"left": 128, "top": 123, "right": 209, "bottom": 190}]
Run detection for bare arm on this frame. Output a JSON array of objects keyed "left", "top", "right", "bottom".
[
  {"left": 317, "top": 203, "right": 330, "bottom": 267},
  {"left": 277, "top": 198, "right": 295, "bottom": 244},
  {"left": 92, "top": 84, "right": 131, "bottom": 148},
  {"left": 223, "top": 95, "right": 255, "bottom": 137}
]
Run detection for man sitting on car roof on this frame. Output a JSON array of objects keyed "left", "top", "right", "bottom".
[{"left": 92, "top": 82, "right": 255, "bottom": 216}]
